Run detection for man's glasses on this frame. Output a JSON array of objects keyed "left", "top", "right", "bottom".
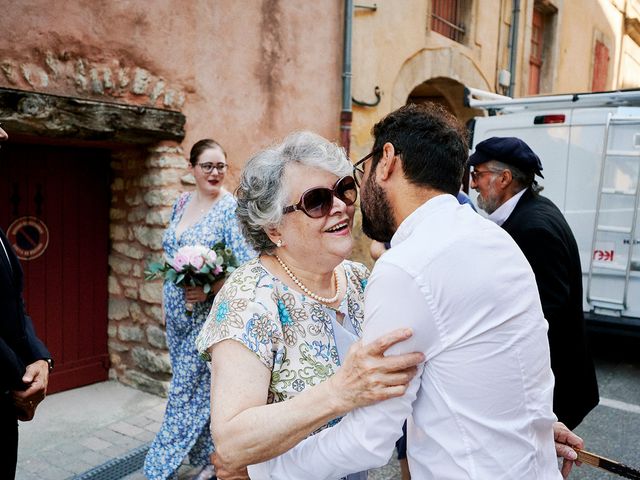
[
  {"left": 283, "top": 175, "right": 358, "bottom": 218},
  {"left": 352, "top": 146, "right": 401, "bottom": 186},
  {"left": 470, "top": 169, "right": 501, "bottom": 182},
  {"left": 198, "top": 162, "right": 227, "bottom": 174}
]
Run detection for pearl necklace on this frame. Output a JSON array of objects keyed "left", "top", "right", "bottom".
[{"left": 275, "top": 255, "right": 341, "bottom": 304}]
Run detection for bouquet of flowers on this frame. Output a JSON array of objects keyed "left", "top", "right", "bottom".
[{"left": 145, "top": 242, "right": 239, "bottom": 316}]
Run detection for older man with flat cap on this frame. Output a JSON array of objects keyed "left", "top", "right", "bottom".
[{"left": 469, "top": 136, "right": 599, "bottom": 430}]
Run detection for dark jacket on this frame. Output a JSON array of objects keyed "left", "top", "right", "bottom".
[
  {"left": 502, "top": 189, "right": 599, "bottom": 429},
  {"left": 0, "top": 228, "right": 50, "bottom": 394}
]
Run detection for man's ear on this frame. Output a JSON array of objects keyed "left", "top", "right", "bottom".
[
  {"left": 377, "top": 142, "right": 399, "bottom": 181},
  {"left": 499, "top": 169, "right": 514, "bottom": 189}
]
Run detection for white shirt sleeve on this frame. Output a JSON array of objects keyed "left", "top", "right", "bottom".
[{"left": 248, "top": 260, "right": 435, "bottom": 479}]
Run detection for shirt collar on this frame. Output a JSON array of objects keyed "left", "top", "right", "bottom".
[
  {"left": 390, "top": 193, "right": 457, "bottom": 247},
  {"left": 488, "top": 187, "right": 527, "bottom": 226}
]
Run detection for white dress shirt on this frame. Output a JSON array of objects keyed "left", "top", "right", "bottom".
[
  {"left": 488, "top": 187, "right": 527, "bottom": 226},
  {"left": 248, "top": 194, "right": 560, "bottom": 480}
]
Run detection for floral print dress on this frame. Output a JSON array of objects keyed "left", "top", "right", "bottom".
[
  {"left": 196, "top": 257, "right": 370, "bottom": 480},
  {"left": 144, "top": 191, "right": 255, "bottom": 480}
]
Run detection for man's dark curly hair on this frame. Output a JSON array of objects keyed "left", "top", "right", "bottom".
[{"left": 370, "top": 103, "right": 469, "bottom": 195}]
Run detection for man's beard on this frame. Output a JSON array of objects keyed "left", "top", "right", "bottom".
[
  {"left": 476, "top": 184, "right": 500, "bottom": 215},
  {"left": 360, "top": 170, "right": 396, "bottom": 243}
]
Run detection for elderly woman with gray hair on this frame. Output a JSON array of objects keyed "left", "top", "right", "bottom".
[{"left": 196, "top": 131, "right": 423, "bottom": 479}]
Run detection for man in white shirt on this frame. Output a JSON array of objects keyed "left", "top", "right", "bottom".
[{"left": 246, "top": 105, "right": 571, "bottom": 479}]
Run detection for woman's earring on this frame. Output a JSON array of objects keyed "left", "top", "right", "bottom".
[{"left": 276, "top": 239, "right": 283, "bottom": 248}]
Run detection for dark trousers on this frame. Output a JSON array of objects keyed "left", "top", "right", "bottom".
[{"left": 0, "top": 393, "right": 18, "bottom": 479}]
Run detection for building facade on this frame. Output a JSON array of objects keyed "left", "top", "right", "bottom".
[
  {"left": 0, "top": 0, "right": 345, "bottom": 396},
  {"left": 346, "top": 0, "right": 640, "bottom": 261}
]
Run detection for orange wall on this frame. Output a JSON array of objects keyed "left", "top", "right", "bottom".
[{"left": 0, "top": 0, "right": 344, "bottom": 181}]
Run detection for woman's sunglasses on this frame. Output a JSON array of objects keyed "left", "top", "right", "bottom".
[{"left": 282, "top": 175, "right": 358, "bottom": 218}]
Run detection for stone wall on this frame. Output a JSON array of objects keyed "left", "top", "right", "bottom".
[
  {"left": 107, "top": 145, "right": 191, "bottom": 396},
  {"left": 1, "top": 52, "right": 186, "bottom": 110}
]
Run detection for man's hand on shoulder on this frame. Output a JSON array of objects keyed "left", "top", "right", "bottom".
[{"left": 12, "top": 359, "right": 50, "bottom": 421}]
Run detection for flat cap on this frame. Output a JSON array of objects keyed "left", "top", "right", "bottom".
[{"left": 468, "top": 137, "right": 544, "bottom": 178}]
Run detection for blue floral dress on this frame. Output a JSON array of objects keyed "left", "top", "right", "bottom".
[
  {"left": 196, "top": 258, "right": 370, "bottom": 480},
  {"left": 144, "top": 191, "right": 255, "bottom": 480}
]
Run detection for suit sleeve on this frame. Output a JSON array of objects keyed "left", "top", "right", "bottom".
[
  {"left": 0, "top": 335, "right": 28, "bottom": 390},
  {"left": 23, "top": 307, "right": 51, "bottom": 364},
  {"left": 511, "top": 226, "right": 570, "bottom": 319}
]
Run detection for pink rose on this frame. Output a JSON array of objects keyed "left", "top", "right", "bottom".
[
  {"left": 206, "top": 250, "right": 217, "bottom": 264},
  {"left": 171, "top": 253, "right": 189, "bottom": 271},
  {"left": 213, "top": 265, "right": 223, "bottom": 276},
  {"left": 190, "top": 254, "right": 205, "bottom": 270}
]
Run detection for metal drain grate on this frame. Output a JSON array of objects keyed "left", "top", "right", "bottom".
[{"left": 72, "top": 443, "right": 151, "bottom": 480}]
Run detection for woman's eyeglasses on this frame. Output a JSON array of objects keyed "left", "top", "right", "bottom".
[
  {"left": 198, "top": 162, "right": 227, "bottom": 174},
  {"left": 282, "top": 175, "right": 358, "bottom": 218}
]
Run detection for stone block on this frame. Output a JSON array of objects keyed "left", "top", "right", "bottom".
[
  {"left": 125, "top": 192, "right": 142, "bottom": 206},
  {"left": 132, "top": 68, "right": 150, "bottom": 95},
  {"left": 1, "top": 61, "right": 19, "bottom": 84},
  {"left": 132, "top": 347, "right": 172, "bottom": 374},
  {"left": 139, "top": 170, "right": 180, "bottom": 187},
  {"left": 150, "top": 80, "right": 165, "bottom": 103},
  {"left": 89, "top": 68, "right": 103, "bottom": 94},
  {"left": 112, "top": 178, "right": 124, "bottom": 191},
  {"left": 110, "top": 225, "right": 127, "bottom": 241},
  {"left": 144, "top": 189, "right": 180, "bottom": 207},
  {"left": 132, "top": 225, "right": 164, "bottom": 250},
  {"left": 149, "top": 145, "right": 183, "bottom": 155},
  {"left": 145, "top": 305, "right": 164, "bottom": 323},
  {"left": 109, "top": 256, "right": 133, "bottom": 275},
  {"left": 140, "top": 283, "right": 162, "bottom": 304},
  {"left": 132, "top": 263, "right": 143, "bottom": 278},
  {"left": 110, "top": 208, "right": 126, "bottom": 220},
  {"left": 108, "top": 276, "right": 122, "bottom": 295},
  {"left": 108, "top": 298, "right": 130, "bottom": 321},
  {"left": 146, "top": 324, "right": 167, "bottom": 349},
  {"left": 108, "top": 339, "right": 129, "bottom": 352},
  {"left": 103, "top": 67, "right": 113, "bottom": 90},
  {"left": 146, "top": 154, "right": 187, "bottom": 169},
  {"left": 21, "top": 64, "right": 49, "bottom": 89},
  {"left": 180, "top": 173, "right": 196, "bottom": 185},
  {"left": 118, "top": 324, "right": 144, "bottom": 342},
  {"left": 127, "top": 209, "right": 146, "bottom": 223},
  {"left": 118, "top": 68, "right": 130, "bottom": 88},
  {"left": 123, "top": 370, "right": 169, "bottom": 397},
  {"left": 124, "top": 288, "right": 139, "bottom": 299},
  {"left": 145, "top": 209, "right": 171, "bottom": 226},
  {"left": 112, "top": 242, "right": 145, "bottom": 260},
  {"left": 110, "top": 353, "right": 121, "bottom": 366},
  {"left": 129, "top": 301, "right": 147, "bottom": 323},
  {"left": 108, "top": 323, "right": 118, "bottom": 338}
]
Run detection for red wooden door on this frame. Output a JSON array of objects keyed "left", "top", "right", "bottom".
[{"left": 0, "top": 143, "right": 110, "bottom": 393}]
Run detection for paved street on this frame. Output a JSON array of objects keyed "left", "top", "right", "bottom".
[{"left": 16, "top": 331, "right": 640, "bottom": 480}]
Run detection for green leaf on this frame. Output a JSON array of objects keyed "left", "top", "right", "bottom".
[{"left": 203, "top": 283, "right": 211, "bottom": 294}]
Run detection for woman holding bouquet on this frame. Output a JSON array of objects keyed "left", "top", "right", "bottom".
[
  {"left": 144, "top": 139, "right": 255, "bottom": 480},
  {"left": 196, "top": 132, "right": 424, "bottom": 479}
]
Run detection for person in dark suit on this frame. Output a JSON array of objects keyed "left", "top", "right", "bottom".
[
  {"left": 469, "top": 136, "right": 599, "bottom": 430},
  {"left": 0, "top": 123, "right": 53, "bottom": 479}
]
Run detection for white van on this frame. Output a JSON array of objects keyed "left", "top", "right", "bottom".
[{"left": 466, "top": 88, "right": 640, "bottom": 334}]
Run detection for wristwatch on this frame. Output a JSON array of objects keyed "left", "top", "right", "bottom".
[{"left": 45, "top": 358, "right": 54, "bottom": 373}]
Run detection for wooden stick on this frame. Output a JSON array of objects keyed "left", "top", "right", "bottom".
[{"left": 576, "top": 449, "right": 640, "bottom": 479}]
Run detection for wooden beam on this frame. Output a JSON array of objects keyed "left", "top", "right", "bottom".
[{"left": 0, "top": 87, "right": 185, "bottom": 144}]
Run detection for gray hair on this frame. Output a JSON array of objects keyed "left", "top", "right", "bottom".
[
  {"left": 489, "top": 160, "right": 544, "bottom": 194},
  {"left": 236, "top": 131, "right": 352, "bottom": 254}
]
